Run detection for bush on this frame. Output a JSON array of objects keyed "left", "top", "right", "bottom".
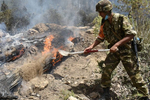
[
  {"left": 78, "top": 10, "right": 97, "bottom": 26},
  {"left": 92, "top": 15, "right": 102, "bottom": 36},
  {"left": 44, "top": 9, "right": 63, "bottom": 25}
]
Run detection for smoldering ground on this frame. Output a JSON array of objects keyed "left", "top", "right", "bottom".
[{"left": 0, "top": 0, "right": 97, "bottom": 98}]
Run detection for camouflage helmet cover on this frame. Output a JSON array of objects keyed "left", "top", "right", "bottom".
[{"left": 96, "top": 0, "right": 113, "bottom": 12}]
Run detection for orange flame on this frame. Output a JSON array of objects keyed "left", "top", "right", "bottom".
[
  {"left": 11, "top": 48, "right": 25, "bottom": 61},
  {"left": 68, "top": 37, "right": 74, "bottom": 42},
  {"left": 42, "top": 35, "right": 54, "bottom": 55},
  {"left": 42, "top": 35, "right": 64, "bottom": 67},
  {"left": 51, "top": 47, "right": 63, "bottom": 66}
]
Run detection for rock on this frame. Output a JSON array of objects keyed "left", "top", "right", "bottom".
[
  {"left": 31, "top": 92, "right": 36, "bottom": 96},
  {"left": 87, "top": 57, "right": 98, "bottom": 67},
  {"left": 65, "top": 80, "right": 71, "bottom": 85},
  {"left": 30, "top": 77, "right": 49, "bottom": 91},
  {"left": 19, "top": 82, "right": 33, "bottom": 96},
  {"left": 89, "top": 92, "right": 99, "bottom": 99},
  {"left": 78, "top": 26, "right": 89, "bottom": 30},
  {"left": 77, "top": 94, "right": 90, "bottom": 100},
  {"left": 28, "top": 29, "right": 39, "bottom": 35},
  {"left": 28, "top": 96, "right": 39, "bottom": 100},
  {"left": 32, "top": 23, "right": 49, "bottom": 34},
  {"left": 0, "top": 30, "right": 5, "bottom": 37},
  {"left": 79, "top": 80, "right": 85, "bottom": 84},
  {"left": 66, "top": 41, "right": 74, "bottom": 49},
  {"left": 67, "top": 96, "right": 78, "bottom": 100},
  {"left": 36, "top": 94, "right": 41, "bottom": 97},
  {"left": 86, "top": 29, "right": 94, "bottom": 34},
  {"left": 19, "top": 77, "right": 48, "bottom": 96}
]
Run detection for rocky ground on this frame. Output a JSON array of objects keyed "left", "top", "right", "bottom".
[
  {"left": 11, "top": 24, "right": 111, "bottom": 100},
  {"left": 2, "top": 23, "right": 148, "bottom": 100}
]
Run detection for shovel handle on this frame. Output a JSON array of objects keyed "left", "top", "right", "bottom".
[
  {"left": 86, "top": 50, "right": 98, "bottom": 52},
  {"left": 87, "top": 49, "right": 110, "bottom": 53},
  {"left": 66, "top": 49, "right": 110, "bottom": 56}
]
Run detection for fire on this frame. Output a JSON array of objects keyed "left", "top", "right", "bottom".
[
  {"left": 51, "top": 47, "right": 63, "bottom": 66},
  {"left": 43, "top": 35, "right": 75, "bottom": 68},
  {"left": 42, "top": 35, "right": 63, "bottom": 67},
  {"left": 68, "top": 36, "right": 74, "bottom": 42},
  {"left": 10, "top": 48, "right": 25, "bottom": 61},
  {"left": 42, "top": 35, "right": 54, "bottom": 54}
]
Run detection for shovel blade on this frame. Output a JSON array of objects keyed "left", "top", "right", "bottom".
[{"left": 58, "top": 50, "right": 69, "bottom": 56}]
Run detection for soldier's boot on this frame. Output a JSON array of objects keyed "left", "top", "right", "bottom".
[
  {"left": 139, "top": 96, "right": 149, "bottom": 100},
  {"left": 99, "top": 87, "right": 110, "bottom": 100}
]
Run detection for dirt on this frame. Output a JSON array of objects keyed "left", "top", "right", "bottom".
[
  {"left": 13, "top": 25, "right": 110, "bottom": 100},
  {"left": 0, "top": 22, "right": 149, "bottom": 100},
  {"left": 3, "top": 23, "right": 146, "bottom": 100},
  {"left": 37, "top": 30, "right": 107, "bottom": 100}
]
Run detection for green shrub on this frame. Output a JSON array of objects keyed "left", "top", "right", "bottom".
[
  {"left": 92, "top": 15, "right": 102, "bottom": 36},
  {"left": 43, "top": 9, "right": 63, "bottom": 25},
  {"left": 61, "top": 90, "right": 75, "bottom": 100},
  {"left": 78, "top": 10, "right": 97, "bottom": 26}
]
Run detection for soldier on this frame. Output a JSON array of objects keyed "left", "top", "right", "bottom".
[
  {"left": 1, "top": 1, "right": 8, "bottom": 12},
  {"left": 84, "top": 0, "right": 149, "bottom": 100}
]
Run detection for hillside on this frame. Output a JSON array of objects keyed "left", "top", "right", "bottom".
[
  {"left": 0, "top": 0, "right": 150, "bottom": 100},
  {"left": 6, "top": 24, "right": 145, "bottom": 100},
  {"left": 0, "top": 21, "right": 149, "bottom": 100},
  {"left": 11, "top": 24, "right": 109, "bottom": 100}
]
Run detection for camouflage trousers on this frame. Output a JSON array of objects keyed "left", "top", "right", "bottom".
[{"left": 100, "top": 48, "right": 149, "bottom": 96}]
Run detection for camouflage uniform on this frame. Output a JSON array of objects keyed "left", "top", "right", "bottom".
[{"left": 96, "top": 13, "right": 149, "bottom": 97}]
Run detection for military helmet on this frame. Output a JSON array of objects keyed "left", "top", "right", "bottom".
[{"left": 96, "top": 0, "right": 113, "bottom": 12}]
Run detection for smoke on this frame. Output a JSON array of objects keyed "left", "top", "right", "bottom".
[
  {"left": 0, "top": 0, "right": 101, "bottom": 56},
  {"left": 0, "top": 0, "right": 99, "bottom": 30},
  {"left": 0, "top": 0, "right": 122, "bottom": 31},
  {"left": 0, "top": 22, "right": 6, "bottom": 31},
  {"left": 0, "top": 23, "right": 6, "bottom": 38},
  {"left": 0, "top": 0, "right": 120, "bottom": 48}
]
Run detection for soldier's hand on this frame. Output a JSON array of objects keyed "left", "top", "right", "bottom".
[
  {"left": 84, "top": 47, "right": 93, "bottom": 54},
  {"left": 110, "top": 46, "right": 119, "bottom": 53}
]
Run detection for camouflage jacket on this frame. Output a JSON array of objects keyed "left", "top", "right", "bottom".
[{"left": 97, "top": 13, "right": 137, "bottom": 47}]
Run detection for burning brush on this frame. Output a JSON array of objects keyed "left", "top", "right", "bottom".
[
  {"left": 0, "top": 44, "right": 25, "bottom": 66},
  {"left": 0, "top": 23, "right": 82, "bottom": 99}
]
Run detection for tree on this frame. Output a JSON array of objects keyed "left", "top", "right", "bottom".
[{"left": 115, "top": 0, "right": 150, "bottom": 44}]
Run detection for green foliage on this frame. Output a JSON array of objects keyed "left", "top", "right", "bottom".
[
  {"left": 0, "top": 9, "right": 13, "bottom": 30},
  {"left": 116, "top": 0, "right": 150, "bottom": 44},
  {"left": 78, "top": 10, "right": 97, "bottom": 26},
  {"left": 114, "top": 2, "right": 150, "bottom": 99},
  {"left": 61, "top": 90, "right": 75, "bottom": 100},
  {"left": 92, "top": 15, "right": 102, "bottom": 36},
  {"left": 97, "top": 60, "right": 105, "bottom": 73},
  {"left": 44, "top": 9, "right": 63, "bottom": 25}
]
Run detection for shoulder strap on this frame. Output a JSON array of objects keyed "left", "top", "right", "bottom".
[
  {"left": 111, "top": 15, "right": 130, "bottom": 49},
  {"left": 119, "top": 15, "right": 123, "bottom": 29},
  {"left": 111, "top": 14, "right": 122, "bottom": 40}
]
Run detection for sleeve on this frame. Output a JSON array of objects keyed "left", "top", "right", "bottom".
[
  {"left": 96, "top": 23, "right": 105, "bottom": 42},
  {"left": 122, "top": 16, "right": 137, "bottom": 36}
]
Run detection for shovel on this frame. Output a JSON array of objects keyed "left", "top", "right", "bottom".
[{"left": 58, "top": 49, "right": 110, "bottom": 56}]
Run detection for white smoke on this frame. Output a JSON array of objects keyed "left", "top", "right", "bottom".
[
  {"left": 0, "top": 0, "right": 99, "bottom": 29},
  {"left": 0, "top": 0, "right": 102, "bottom": 51},
  {"left": 0, "top": 23, "right": 24, "bottom": 51}
]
